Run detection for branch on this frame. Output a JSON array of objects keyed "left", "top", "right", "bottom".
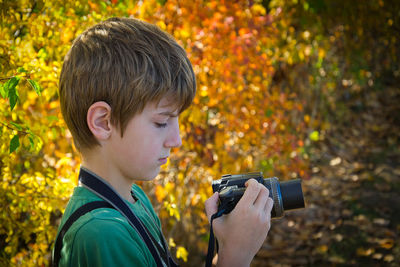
[
  {"left": 0, "top": 74, "right": 30, "bottom": 81},
  {"left": 0, "top": 121, "right": 31, "bottom": 135}
]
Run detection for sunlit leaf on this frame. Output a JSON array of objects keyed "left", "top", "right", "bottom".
[
  {"left": 3, "top": 76, "right": 20, "bottom": 99},
  {"left": 0, "top": 83, "right": 5, "bottom": 98},
  {"left": 9, "top": 122, "right": 23, "bottom": 131},
  {"left": 28, "top": 79, "right": 42, "bottom": 96},
  {"left": 176, "top": 246, "right": 188, "bottom": 262}
]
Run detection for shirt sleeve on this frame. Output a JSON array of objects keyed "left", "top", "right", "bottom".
[{"left": 69, "top": 216, "right": 156, "bottom": 267}]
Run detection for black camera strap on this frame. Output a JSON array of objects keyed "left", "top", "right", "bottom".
[
  {"left": 53, "top": 167, "right": 178, "bottom": 267},
  {"left": 52, "top": 201, "right": 114, "bottom": 267},
  {"left": 205, "top": 207, "right": 227, "bottom": 267}
]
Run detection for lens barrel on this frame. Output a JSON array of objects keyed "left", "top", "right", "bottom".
[
  {"left": 263, "top": 177, "right": 283, "bottom": 217},
  {"left": 263, "top": 177, "right": 305, "bottom": 218},
  {"left": 280, "top": 179, "right": 305, "bottom": 210}
]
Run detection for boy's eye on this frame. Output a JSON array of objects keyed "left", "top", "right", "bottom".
[{"left": 155, "top": 122, "right": 167, "bottom": 128}]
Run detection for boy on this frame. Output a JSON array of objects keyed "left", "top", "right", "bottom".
[{"left": 55, "top": 17, "right": 273, "bottom": 267}]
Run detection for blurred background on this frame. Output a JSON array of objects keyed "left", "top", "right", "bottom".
[{"left": 0, "top": 0, "right": 399, "bottom": 266}]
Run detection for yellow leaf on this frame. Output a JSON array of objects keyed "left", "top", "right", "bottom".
[
  {"left": 379, "top": 238, "right": 394, "bottom": 249},
  {"left": 304, "top": 114, "right": 310, "bottom": 123},
  {"left": 169, "top": 238, "right": 176, "bottom": 248},
  {"left": 317, "top": 245, "right": 328, "bottom": 253},
  {"left": 155, "top": 185, "right": 166, "bottom": 202},
  {"left": 356, "top": 247, "right": 374, "bottom": 256},
  {"left": 176, "top": 246, "right": 188, "bottom": 262},
  {"left": 318, "top": 48, "right": 326, "bottom": 59},
  {"left": 309, "top": 131, "right": 319, "bottom": 141}
]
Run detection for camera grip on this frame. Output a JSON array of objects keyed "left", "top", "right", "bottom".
[{"left": 218, "top": 186, "right": 246, "bottom": 214}]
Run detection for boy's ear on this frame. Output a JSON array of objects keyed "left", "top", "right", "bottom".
[{"left": 87, "top": 101, "right": 113, "bottom": 142}]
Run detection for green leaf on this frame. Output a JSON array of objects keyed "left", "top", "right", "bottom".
[
  {"left": 9, "top": 122, "right": 23, "bottom": 131},
  {"left": 0, "top": 83, "right": 5, "bottom": 98},
  {"left": 303, "top": 2, "right": 309, "bottom": 11},
  {"left": 47, "top": 115, "right": 59, "bottom": 122},
  {"left": 17, "top": 67, "right": 28, "bottom": 73},
  {"left": 10, "top": 135, "right": 20, "bottom": 153},
  {"left": 9, "top": 85, "right": 19, "bottom": 111},
  {"left": 265, "top": 109, "right": 273, "bottom": 117},
  {"left": 27, "top": 79, "right": 42, "bottom": 96},
  {"left": 3, "top": 76, "right": 20, "bottom": 98},
  {"left": 100, "top": 1, "right": 107, "bottom": 10},
  {"left": 32, "top": 0, "right": 45, "bottom": 13},
  {"left": 28, "top": 135, "right": 35, "bottom": 150},
  {"left": 157, "top": 0, "right": 167, "bottom": 5},
  {"left": 37, "top": 48, "right": 47, "bottom": 59}
]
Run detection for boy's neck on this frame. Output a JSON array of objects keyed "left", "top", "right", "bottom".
[{"left": 80, "top": 155, "right": 135, "bottom": 204}]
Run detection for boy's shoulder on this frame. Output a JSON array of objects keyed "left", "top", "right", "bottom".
[
  {"left": 62, "top": 183, "right": 152, "bottom": 218},
  {"left": 58, "top": 184, "right": 159, "bottom": 266},
  {"left": 61, "top": 185, "right": 140, "bottom": 243},
  {"left": 62, "top": 208, "right": 155, "bottom": 266},
  {"left": 61, "top": 183, "right": 157, "bottom": 232}
]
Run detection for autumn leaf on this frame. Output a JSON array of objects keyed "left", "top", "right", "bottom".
[{"left": 176, "top": 246, "right": 188, "bottom": 262}]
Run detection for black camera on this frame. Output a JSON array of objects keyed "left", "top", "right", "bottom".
[{"left": 212, "top": 172, "right": 305, "bottom": 218}]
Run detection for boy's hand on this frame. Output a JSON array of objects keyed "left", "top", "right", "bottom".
[{"left": 205, "top": 179, "right": 273, "bottom": 267}]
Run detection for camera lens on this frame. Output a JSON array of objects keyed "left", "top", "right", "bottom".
[
  {"left": 264, "top": 178, "right": 305, "bottom": 218},
  {"left": 280, "top": 179, "right": 305, "bottom": 211}
]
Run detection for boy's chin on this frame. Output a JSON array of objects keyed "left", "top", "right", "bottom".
[{"left": 134, "top": 169, "right": 160, "bottom": 181}]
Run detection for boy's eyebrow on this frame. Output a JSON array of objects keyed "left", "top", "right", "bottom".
[{"left": 156, "top": 111, "right": 179, "bottom": 117}]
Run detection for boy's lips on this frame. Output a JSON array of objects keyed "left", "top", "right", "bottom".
[{"left": 158, "top": 156, "right": 169, "bottom": 164}]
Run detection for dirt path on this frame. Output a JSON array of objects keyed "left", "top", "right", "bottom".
[{"left": 253, "top": 87, "right": 400, "bottom": 266}]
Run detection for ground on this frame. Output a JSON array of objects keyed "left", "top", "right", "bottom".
[{"left": 253, "top": 87, "right": 400, "bottom": 266}]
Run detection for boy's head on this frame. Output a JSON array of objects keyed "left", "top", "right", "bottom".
[{"left": 59, "top": 17, "right": 196, "bottom": 152}]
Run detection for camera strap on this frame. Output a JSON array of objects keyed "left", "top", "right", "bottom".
[
  {"left": 78, "top": 167, "right": 177, "bottom": 267},
  {"left": 205, "top": 208, "right": 226, "bottom": 267},
  {"left": 52, "top": 201, "right": 114, "bottom": 267}
]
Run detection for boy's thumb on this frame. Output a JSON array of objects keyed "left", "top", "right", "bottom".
[{"left": 204, "top": 192, "right": 219, "bottom": 222}]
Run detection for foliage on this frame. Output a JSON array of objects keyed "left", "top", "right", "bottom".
[
  {"left": 269, "top": 0, "right": 400, "bottom": 122},
  {"left": 1, "top": 0, "right": 398, "bottom": 266}
]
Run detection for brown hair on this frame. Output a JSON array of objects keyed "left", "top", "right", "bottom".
[{"left": 59, "top": 17, "right": 196, "bottom": 152}]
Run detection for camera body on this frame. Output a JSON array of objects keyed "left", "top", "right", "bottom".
[{"left": 212, "top": 172, "right": 305, "bottom": 218}]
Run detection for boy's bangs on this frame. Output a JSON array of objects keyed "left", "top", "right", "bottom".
[
  {"left": 171, "top": 73, "right": 196, "bottom": 113},
  {"left": 150, "top": 57, "right": 196, "bottom": 114}
]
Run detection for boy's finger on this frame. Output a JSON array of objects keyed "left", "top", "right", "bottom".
[
  {"left": 253, "top": 186, "right": 269, "bottom": 210},
  {"left": 204, "top": 192, "right": 219, "bottom": 222},
  {"left": 265, "top": 196, "right": 274, "bottom": 213},
  {"left": 239, "top": 179, "right": 262, "bottom": 206}
]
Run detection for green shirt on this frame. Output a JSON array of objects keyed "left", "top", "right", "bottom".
[{"left": 56, "top": 184, "right": 164, "bottom": 267}]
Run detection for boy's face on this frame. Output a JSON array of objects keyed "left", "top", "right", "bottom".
[{"left": 107, "top": 96, "right": 182, "bottom": 182}]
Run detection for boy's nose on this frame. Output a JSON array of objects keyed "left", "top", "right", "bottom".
[
  {"left": 171, "top": 133, "right": 182, "bottom": 148},
  {"left": 165, "top": 132, "right": 182, "bottom": 148},
  {"left": 165, "top": 121, "right": 182, "bottom": 148}
]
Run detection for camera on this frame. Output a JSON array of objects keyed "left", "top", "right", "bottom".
[{"left": 212, "top": 172, "right": 305, "bottom": 218}]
